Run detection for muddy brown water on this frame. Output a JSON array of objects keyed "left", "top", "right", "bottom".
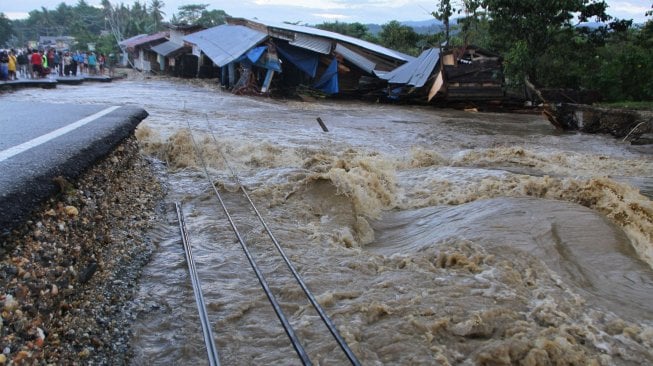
[{"left": 5, "top": 77, "right": 653, "bottom": 365}]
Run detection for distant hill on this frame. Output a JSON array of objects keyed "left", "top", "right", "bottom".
[
  {"left": 363, "top": 18, "right": 615, "bottom": 36},
  {"left": 365, "top": 18, "right": 460, "bottom": 35}
]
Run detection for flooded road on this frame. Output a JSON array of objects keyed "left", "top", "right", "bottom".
[{"left": 5, "top": 76, "right": 652, "bottom": 364}]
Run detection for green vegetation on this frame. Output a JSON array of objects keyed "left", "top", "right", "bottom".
[
  {"left": 2, "top": 1, "right": 230, "bottom": 56},
  {"left": 0, "top": 1, "right": 651, "bottom": 103}
]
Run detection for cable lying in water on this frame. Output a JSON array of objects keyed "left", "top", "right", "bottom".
[
  {"left": 185, "top": 120, "right": 313, "bottom": 366},
  {"left": 204, "top": 115, "right": 361, "bottom": 366},
  {"left": 175, "top": 202, "right": 221, "bottom": 366}
]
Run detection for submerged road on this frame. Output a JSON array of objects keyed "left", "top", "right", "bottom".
[{"left": 0, "top": 101, "right": 148, "bottom": 235}]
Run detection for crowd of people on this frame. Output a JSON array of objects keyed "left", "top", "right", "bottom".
[{"left": 1, "top": 48, "right": 113, "bottom": 81}]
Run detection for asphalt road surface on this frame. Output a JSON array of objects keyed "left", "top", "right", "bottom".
[{"left": 0, "top": 101, "right": 148, "bottom": 235}]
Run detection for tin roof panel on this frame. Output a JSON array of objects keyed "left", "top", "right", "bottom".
[{"left": 183, "top": 25, "right": 268, "bottom": 67}]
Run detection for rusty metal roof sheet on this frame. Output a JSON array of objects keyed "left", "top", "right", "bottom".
[
  {"left": 119, "top": 31, "right": 169, "bottom": 49},
  {"left": 151, "top": 41, "right": 185, "bottom": 57},
  {"left": 379, "top": 48, "right": 440, "bottom": 88},
  {"left": 183, "top": 25, "right": 268, "bottom": 67}
]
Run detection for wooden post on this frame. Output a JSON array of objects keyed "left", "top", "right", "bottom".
[
  {"left": 316, "top": 117, "right": 329, "bottom": 132},
  {"left": 261, "top": 70, "right": 275, "bottom": 93}
]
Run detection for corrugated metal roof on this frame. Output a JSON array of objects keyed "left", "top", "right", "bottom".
[
  {"left": 379, "top": 48, "right": 440, "bottom": 88},
  {"left": 251, "top": 20, "right": 414, "bottom": 62},
  {"left": 151, "top": 41, "right": 184, "bottom": 57},
  {"left": 335, "top": 43, "right": 376, "bottom": 74},
  {"left": 119, "top": 34, "right": 147, "bottom": 47},
  {"left": 290, "top": 33, "right": 332, "bottom": 54},
  {"left": 183, "top": 25, "right": 268, "bottom": 67},
  {"left": 120, "top": 31, "right": 168, "bottom": 49}
]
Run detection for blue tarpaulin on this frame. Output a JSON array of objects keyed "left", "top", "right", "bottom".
[
  {"left": 234, "top": 46, "right": 282, "bottom": 72},
  {"left": 277, "top": 44, "right": 319, "bottom": 78},
  {"left": 313, "top": 58, "right": 339, "bottom": 95},
  {"left": 246, "top": 46, "right": 267, "bottom": 63}
]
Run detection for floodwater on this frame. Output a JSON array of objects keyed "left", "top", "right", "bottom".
[{"left": 5, "top": 76, "right": 653, "bottom": 365}]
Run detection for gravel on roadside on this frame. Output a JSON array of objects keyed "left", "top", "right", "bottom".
[{"left": 0, "top": 136, "right": 164, "bottom": 365}]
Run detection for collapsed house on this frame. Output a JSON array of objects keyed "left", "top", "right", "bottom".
[
  {"left": 379, "top": 45, "right": 504, "bottom": 104},
  {"left": 182, "top": 18, "right": 414, "bottom": 96},
  {"left": 120, "top": 18, "right": 505, "bottom": 104}
]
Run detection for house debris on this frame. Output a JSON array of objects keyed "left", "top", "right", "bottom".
[
  {"left": 379, "top": 46, "right": 504, "bottom": 104},
  {"left": 181, "top": 18, "right": 414, "bottom": 97},
  {"left": 121, "top": 19, "right": 505, "bottom": 105},
  {"left": 438, "top": 46, "right": 504, "bottom": 102}
]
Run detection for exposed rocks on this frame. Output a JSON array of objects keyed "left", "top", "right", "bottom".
[{"left": 0, "top": 136, "right": 164, "bottom": 365}]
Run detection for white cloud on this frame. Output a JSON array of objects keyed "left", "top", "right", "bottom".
[
  {"left": 312, "top": 13, "right": 351, "bottom": 20},
  {"left": 610, "top": 1, "right": 649, "bottom": 14},
  {"left": 252, "top": 0, "right": 350, "bottom": 10},
  {"left": 5, "top": 12, "right": 29, "bottom": 20},
  {"left": 251, "top": 0, "right": 419, "bottom": 11}
]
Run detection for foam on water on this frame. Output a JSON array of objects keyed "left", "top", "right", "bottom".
[{"left": 5, "top": 78, "right": 652, "bottom": 364}]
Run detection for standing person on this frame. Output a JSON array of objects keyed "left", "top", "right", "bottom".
[
  {"left": 8, "top": 50, "right": 17, "bottom": 80},
  {"left": 63, "top": 52, "right": 72, "bottom": 76},
  {"left": 107, "top": 53, "right": 116, "bottom": 77},
  {"left": 88, "top": 52, "right": 97, "bottom": 75},
  {"left": 47, "top": 49, "right": 55, "bottom": 75},
  {"left": 17, "top": 50, "right": 28, "bottom": 79},
  {"left": 82, "top": 52, "right": 88, "bottom": 75},
  {"left": 31, "top": 50, "right": 42, "bottom": 78},
  {"left": 0, "top": 51, "right": 8, "bottom": 81},
  {"left": 71, "top": 51, "right": 79, "bottom": 76},
  {"left": 54, "top": 51, "right": 61, "bottom": 76},
  {"left": 98, "top": 53, "right": 105, "bottom": 75},
  {"left": 42, "top": 51, "right": 49, "bottom": 77},
  {"left": 26, "top": 49, "right": 33, "bottom": 79}
]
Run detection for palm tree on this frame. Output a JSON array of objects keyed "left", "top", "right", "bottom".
[{"left": 149, "top": 0, "right": 166, "bottom": 31}]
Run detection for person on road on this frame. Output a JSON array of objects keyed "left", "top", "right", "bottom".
[
  {"left": 81, "top": 52, "right": 88, "bottom": 75},
  {"left": 17, "top": 50, "right": 28, "bottom": 79},
  {"left": 88, "top": 52, "right": 97, "bottom": 75},
  {"left": 0, "top": 51, "right": 9, "bottom": 81},
  {"left": 8, "top": 50, "right": 17, "bottom": 81},
  {"left": 72, "top": 51, "right": 81, "bottom": 76},
  {"left": 47, "top": 49, "right": 55, "bottom": 75},
  {"left": 31, "top": 50, "right": 43, "bottom": 78},
  {"left": 42, "top": 52, "right": 49, "bottom": 77},
  {"left": 98, "top": 53, "right": 105, "bottom": 75},
  {"left": 54, "top": 51, "right": 61, "bottom": 76},
  {"left": 63, "top": 52, "right": 73, "bottom": 76}
]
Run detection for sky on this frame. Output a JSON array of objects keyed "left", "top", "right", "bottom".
[{"left": 3, "top": 0, "right": 651, "bottom": 25}]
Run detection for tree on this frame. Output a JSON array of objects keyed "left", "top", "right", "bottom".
[
  {"left": 457, "top": 0, "right": 486, "bottom": 45},
  {"left": 149, "top": 0, "right": 166, "bottom": 31},
  {"left": 378, "top": 20, "right": 420, "bottom": 55},
  {"left": 0, "top": 13, "right": 13, "bottom": 47},
  {"left": 315, "top": 21, "right": 369, "bottom": 39},
  {"left": 176, "top": 4, "right": 208, "bottom": 25},
  {"left": 196, "top": 9, "right": 228, "bottom": 27},
  {"left": 432, "top": 0, "right": 455, "bottom": 45},
  {"left": 481, "top": 0, "right": 610, "bottom": 86}
]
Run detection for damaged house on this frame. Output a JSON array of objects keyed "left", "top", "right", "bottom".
[
  {"left": 150, "top": 24, "right": 203, "bottom": 77},
  {"left": 102, "top": 18, "right": 501, "bottom": 104},
  {"left": 379, "top": 45, "right": 504, "bottom": 104},
  {"left": 182, "top": 18, "right": 414, "bottom": 96},
  {"left": 119, "top": 31, "right": 169, "bottom": 72}
]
